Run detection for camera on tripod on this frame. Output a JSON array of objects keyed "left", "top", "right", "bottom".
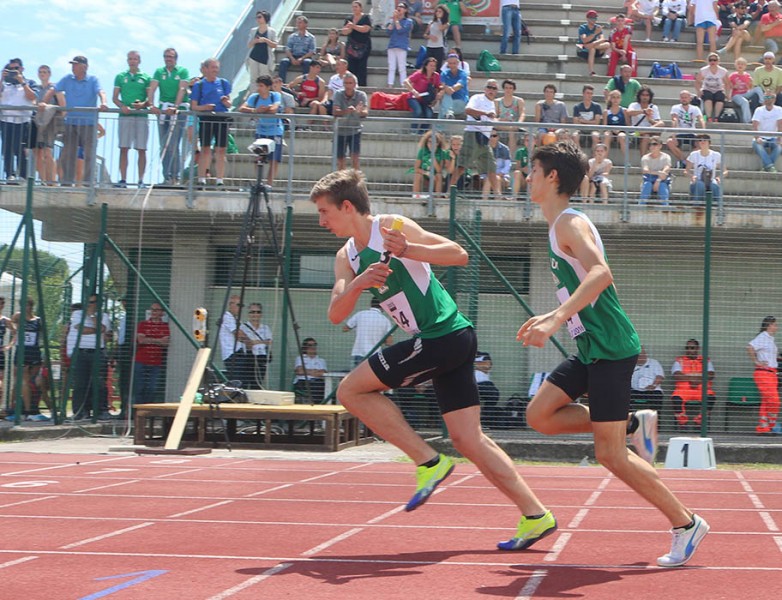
[{"left": 248, "top": 138, "right": 275, "bottom": 162}]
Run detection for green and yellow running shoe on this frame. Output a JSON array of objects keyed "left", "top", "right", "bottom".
[
  {"left": 497, "top": 510, "right": 558, "bottom": 551},
  {"left": 405, "top": 454, "right": 455, "bottom": 512}
]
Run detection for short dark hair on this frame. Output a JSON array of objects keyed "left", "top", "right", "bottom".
[
  {"left": 8, "top": 58, "right": 22, "bottom": 67},
  {"left": 531, "top": 141, "right": 588, "bottom": 197},
  {"left": 310, "top": 169, "right": 371, "bottom": 215},
  {"left": 257, "top": 10, "right": 271, "bottom": 22},
  {"left": 582, "top": 84, "right": 594, "bottom": 93},
  {"left": 502, "top": 79, "right": 516, "bottom": 90},
  {"left": 163, "top": 47, "right": 178, "bottom": 59},
  {"left": 543, "top": 83, "right": 557, "bottom": 93},
  {"left": 256, "top": 75, "right": 273, "bottom": 87},
  {"left": 761, "top": 316, "right": 776, "bottom": 332}
]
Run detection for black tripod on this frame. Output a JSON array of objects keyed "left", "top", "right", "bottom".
[{"left": 211, "top": 142, "right": 315, "bottom": 401}]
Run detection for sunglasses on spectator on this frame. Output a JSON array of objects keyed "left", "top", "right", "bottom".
[
  {"left": 485, "top": 85, "right": 498, "bottom": 90},
  {"left": 708, "top": 58, "right": 718, "bottom": 62},
  {"left": 490, "top": 134, "right": 499, "bottom": 138},
  {"left": 249, "top": 310, "right": 262, "bottom": 314}
]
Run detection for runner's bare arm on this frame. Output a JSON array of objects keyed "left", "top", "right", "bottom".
[
  {"left": 380, "top": 215, "right": 468, "bottom": 266},
  {"left": 327, "top": 243, "right": 391, "bottom": 324}
]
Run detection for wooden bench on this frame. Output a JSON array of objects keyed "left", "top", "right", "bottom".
[{"left": 134, "top": 403, "right": 374, "bottom": 452}]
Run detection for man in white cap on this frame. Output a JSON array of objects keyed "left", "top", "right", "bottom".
[{"left": 747, "top": 51, "right": 782, "bottom": 108}]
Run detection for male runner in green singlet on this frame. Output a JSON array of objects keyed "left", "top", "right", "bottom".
[
  {"left": 518, "top": 141, "right": 709, "bottom": 567},
  {"left": 311, "top": 169, "right": 556, "bottom": 551}
]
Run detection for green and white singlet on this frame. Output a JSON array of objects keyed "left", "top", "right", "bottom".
[
  {"left": 549, "top": 208, "right": 640, "bottom": 363},
  {"left": 348, "top": 215, "right": 472, "bottom": 339}
]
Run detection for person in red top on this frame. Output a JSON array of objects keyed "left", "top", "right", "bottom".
[
  {"left": 760, "top": 1, "right": 782, "bottom": 53},
  {"left": 133, "top": 302, "right": 170, "bottom": 405},
  {"left": 289, "top": 61, "right": 327, "bottom": 125},
  {"left": 671, "top": 338, "right": 717, "bottom": 430},
  {"left": 608, "top": 13, "right": 637, "bottom": 77}
]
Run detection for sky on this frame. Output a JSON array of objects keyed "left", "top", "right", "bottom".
[
  {"left": 0, "top": 0, "right": 251, "bottom": 289},
  {"left": 0, "top": 0, "right": 250, "bottom": 91}
]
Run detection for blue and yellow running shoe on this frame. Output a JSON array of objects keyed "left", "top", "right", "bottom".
[
  {"left": 497, "top": 511, "right": 558, "bottom": 551},
  {"left": 405, "top": 454, "right": 455, "bottom": 512}
]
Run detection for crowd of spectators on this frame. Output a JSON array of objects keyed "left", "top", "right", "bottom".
[{"left": 3, "top": 1, "right": 782, "bottom": 202}]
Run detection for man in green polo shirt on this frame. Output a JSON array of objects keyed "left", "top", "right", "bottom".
[
  {"left": 112, "top": 50, "right": 151, "bottom": 188},
  {"left": 603, "top": 63, "right": 642, "bottom": 108},
  {"left": 147, "top": 48, "right": 190, "bottom": 186}
]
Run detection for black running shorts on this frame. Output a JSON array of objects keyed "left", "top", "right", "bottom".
[
  {"left": 546, "top": 354, "right": 639, "bottom": 422},
  {"left": 368, "top": 326, "right": 479, "bottom": 414}
]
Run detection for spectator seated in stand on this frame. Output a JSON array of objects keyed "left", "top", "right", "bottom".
[
  {"left": 412, "top": 130, "right": 450, "bottom": 195},
  {"left": 696, "top": 52, "right": 730, "bottom": 122},
  {"left": 494, "top": 78, "right": 526, "bottom": 156},
  {"left": 728, "top": 57, "right": 754, "bottom": 124},
  {"left": 720, "top": 2, "right": 753, "bottom": 59},
  {"left": 580, "top": 142, "right": 613, "bottom": 202},
  {"left": 662, "top": 0, "right": 688, "bottom": 42},
  {"left": 607, "top": 13, "right": 637, "bottom": 77},
  {"left": 475, "top": 351, "right": 502, "bottom": 427},
  {"left": 534, "top": 84, "right": 568, "bottom": 146},
  {"left": 438, "top": 52, "right": 469, "bottom": 119},
  {"left": 511, "top": 140, "right": 529, "bottom": 199},
  {"left": 626, "top": 85, "right": 665, "bottom": 159},
  {"left": 577, "top": 10, "right": 611, "bottom": 76},
  {"left": 631, "top": 345, "right": 665, "bottom": 413},
  {"left": 639, "top": 136, "right": 673, "bottom": 204},
  {"left": 403, "top": 56, "right": 442, "bottom": 132},
  {"left": 487, "top": 127, "right": 512, "bottom": 196},
  {"left": 292, "top": 337, "right": 327, "bottom": 403},
  {"left": 278, "top": 15, "right": 316, "bottom": 83},
  {"left": 685, "top": 133, "right": 726, "bottom": 204},
  {"left": 628, "top": 0, "right": 660, "bottom": 41},
  {"left": 289, "top": 61, "right": 327, "bottom": 126},
  {"left": 318, "top": 28, "right": 346, "bottom": 71},
  {"left": 751, "top": 90, "right": 782, "bottom": 172},
  {"left": 671, "top": 338, "right": 717, "bottom": 431},
  {"left": 602, "top": 89, "right": 628, "bottom": 158}
]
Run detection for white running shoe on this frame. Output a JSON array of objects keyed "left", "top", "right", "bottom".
[
  {"left": 657, "top": 514, "right": 710, "bottom": 567},
  {"left": 629, "top": 409, "right": 658, "bottom": 464}
]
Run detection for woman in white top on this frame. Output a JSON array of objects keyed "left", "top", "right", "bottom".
[
  {"left": 625, "top": 85, "right": 665, "bottom": 157},
  {"left": 747, "top": 316, "right": 780, "bottom": 434},
  {"left": 695, "top": 52, "right": 730, "bottom": 121},
  {"left": 685, "top": 133, "right": 726, "bottom": 203},
  {"left": 239, "top": 302, "right": 272, "bottom": 389}
]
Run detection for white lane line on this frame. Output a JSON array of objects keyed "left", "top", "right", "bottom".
[
  {"left": 301, "top": 527, "right": 365, "bottom": 557},
  {"left": 168, "top": 500, "right": 234, "bottom": 519},
  {"left": 206, "top": 562, "right": 292, "bottom": 600},
  {"left": 1, "top": 456, "right": 130, "bottom": 476},
  {"left": 0, "top": 548, "right": 781, "bottom": 571},
  {"left": 154, "top": 469, "right": 205, "bottom": 479},
  {"left": 73, "top": 480, "right": 139, "bottom": 494},
  {"left": 243, "top": 466, "right": 365, "bottom": 497},
  {"left": 775, "top": 536, "right": 782, "bottom": 553},
  {"left": 544, "top": 532, "right": 572, "bottom": 562},
  {"left": 0, "top": 496, "right": 58, "bottom": 509},
  {"left": 60, "top": 522, "right": 155, "bottom": 549},
  {"left": 737, "top": 472, "right": 779, "bottom": 533},
  {"left": 0, "top": 556, "right": 38, "bottom": 570},
  {"left": 760, "top": 512, "right": 779, "bottom": 532},
  {"left": 367, "top": 505, "right": 406, "bottom": 524},
  {"left": 516, "top": 569, "right": 548, "bottom": 600},
  {"left": 568, "top": 508, "right": 589, "bottom": 529}
]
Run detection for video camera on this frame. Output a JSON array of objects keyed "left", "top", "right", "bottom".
[{"left": 248, "top": 138, "right": 276, "bottom": 159}]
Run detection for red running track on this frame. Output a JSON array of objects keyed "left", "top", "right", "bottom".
[{"left": 0, "top": 452, "right": 779, "bottom": 599}]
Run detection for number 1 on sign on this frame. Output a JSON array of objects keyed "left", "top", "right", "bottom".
[{"left": 680, "top": 443, "right": 689, "bottom": 468}]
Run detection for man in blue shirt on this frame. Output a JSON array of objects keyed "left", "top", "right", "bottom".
[
  {"left": 278, "top": 16, "right": 317, "bottom": 82},
  {"left": 238, "top": 75, "right": 284, "bottom": 185},
  {"left": 55, "top": 56, "right": 108, "bottom": 186},
  {"left": 576, "top": 10, "right": 610, "bottom": 76},
  {"left": 190, "top": 58, "right": 232, "bottom": 188},
  {"left": 439, "top": 53, "right": 469, "bottom": 119}
]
